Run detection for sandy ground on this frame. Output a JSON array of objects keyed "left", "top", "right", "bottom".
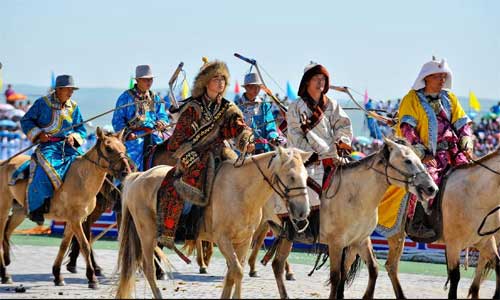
[{"left": 0, "top": 245, "right": 496, "bottom": 299}]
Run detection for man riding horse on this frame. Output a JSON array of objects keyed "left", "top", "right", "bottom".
[
  {"left": 236, "top": 72, "right": 285, "bottom": 154},
  {"left": 20, "top": 75, "right": 87, "bottom": 225},
  {"left": 157, "top": 59, "right": 255, "bottom": 248},
  {"left": 285, "top": 62, "right": 353, "bottom": 240},
  {"left": 112, "top": 64, "right": 169, "bottom": 172},
  {"left": 378, "top": 57, "right": 473, "bottom": 239}
]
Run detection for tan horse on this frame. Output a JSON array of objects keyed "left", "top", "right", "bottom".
[
  {"left": 0, "top": 128, "right": 131, "bottom": 288},
  {"left": 116, "top": 147, "right": 312, "bottom": 298},
  {"left": 269, "top": 138, "right": 438, "bottom": 299},
  {"left": 385, "top": 149, "right": 500, "bottom": 299}
]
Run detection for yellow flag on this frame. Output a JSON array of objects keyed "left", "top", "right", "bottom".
[
  {"left": 469, "top": 90, "right": 481, "bottom": 112},
  {"left": 181, "top": 78, "right": 189, "bottom": 100}
]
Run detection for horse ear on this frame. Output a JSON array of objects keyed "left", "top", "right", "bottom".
[
  {"left": 117, "top": 129, "right": 125, "bottom": 141},
  {"left": 384, "top": 137, "right": 397, "bottom": 151},
  {"left": 276, "top": 146, "right": 285, "bottom": 160},
  {"left": 96, "top": 127, "right": 104, "bottom": 139},
  {"left": 296, "top": 149, "right": 313, "bottom": 162}
]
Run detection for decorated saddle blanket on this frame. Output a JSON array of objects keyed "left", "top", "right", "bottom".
[{"left": 8, "top": 160, "right": 31, "bottom": 186}]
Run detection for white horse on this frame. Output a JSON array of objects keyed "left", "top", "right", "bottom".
[{"left": 116, "top": 147, "right": 312, "bottom": 298}]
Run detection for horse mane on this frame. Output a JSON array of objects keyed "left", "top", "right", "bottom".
[{"left": 341, "top": 137, "right": 411, "bottom": 170}]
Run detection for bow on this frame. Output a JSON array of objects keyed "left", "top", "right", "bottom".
[
  {"left": 167, "top": 62, "right": 184, "bottom": 113},
  {"left": 234, "top": 53, "right": 288, "bottom": 113}
]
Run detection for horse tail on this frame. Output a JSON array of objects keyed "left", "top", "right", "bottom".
[
  {"left": 182, "top": 239, "right": 197, "bottom": 257},
  {"left": 343, "top": 246, "right": 362, "bottom": 288},
  {"left": 116, "top": 189, "right": 142, "bottom": 298}
]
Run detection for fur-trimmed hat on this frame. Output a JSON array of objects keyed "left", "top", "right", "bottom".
[
  {"left": 298, "top": 62, "right": 330, "bottom": 97},
  {"left": 191, "top": 60, "right": 230, "bottom": 98}
]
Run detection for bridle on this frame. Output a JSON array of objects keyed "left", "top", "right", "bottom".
[
  {"left": 368, "top": 149, "right": 427, "bottom": 191},
  {"left": 81, "top": 138, "right": 131, "bottom": 177},
  {"left": 251, "top": 154, "right": 310, "bottom": 233}
]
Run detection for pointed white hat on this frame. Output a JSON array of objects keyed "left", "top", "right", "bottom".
[{"left": 412, "top": 58, "right": 453, "bottom": 90}]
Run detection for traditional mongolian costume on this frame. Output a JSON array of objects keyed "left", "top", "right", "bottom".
[
  {"left": 377, "top": 58, "right": 473, "bottom": 238},
  {"left": 20, "top": 75, "right": 87, "bottom": 223},
  {"left": 285, "top": 63, "right": 353, "bottom": 215},
  {"left": 237, "top": 73, "right": 281, "bottom": 154},
  {"left": 112, "top": 65, "right": 169, "bottom": 171},
  {"left": 157, "top": 60, "right": 254, "bottom": 246}
]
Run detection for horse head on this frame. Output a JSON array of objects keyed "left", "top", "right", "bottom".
[
  {"left": 382, "top": 138, "right": 438, "bottom": 211},
  {"left": 94, "top": 127, "right": 131, "bottom": 180},
  {"left": 270, "top": 146, "right": 312, "bottom": 225}
]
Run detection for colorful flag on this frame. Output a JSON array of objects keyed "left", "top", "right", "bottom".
[
  {"left": 363, "top": 89, "right": 369, "bottom": 105},
  {"left": 128, "top": 76, "right": 135, "bottom": 89},
  {"left": 51, "top": 71, "right": 56, "bottom": 89},
  {"left": 469, "top": 90, "right": 481, "bottom": 112},
  {"left": 181, "top": 78, "right": 189, "bottom": 99},
  {"left": 286, "top": 81, "right": 297, "bottom": 101},
  {"left": 234, "top": 80, "right": 240, "bottom": 95}
]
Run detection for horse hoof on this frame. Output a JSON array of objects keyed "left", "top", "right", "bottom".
[
  {"left": 54, "top": 279, "right": 66, "bottom": 286},
  {"left": 94, "top": 269, "right": 103, "bottom": 277},
  {"left": 249, "top": 271, "right": 259, "bottom": 277},
  {"left": 156, "top": 273, "right": 166, "bottom": 281},
  {"left": 199, "top": 267, "right": 207, "bottom": 274},
  {"left": 286, "top": 273, "right": 296, "bottom": 281},
  {"left": 1, "top": 276, "right": 13, "bottom": 284},
  {"left": 66, "top": 265, "right": 77, "bottom": 274},
  {"left": 88, "top": 282, "right": 99, "bottom": 289}
]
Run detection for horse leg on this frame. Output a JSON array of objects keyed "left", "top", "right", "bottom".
[
  {"left": 248, "top": 222, "right": 269, "bottom": 278},
  {"left": 445, "top": 246, "right": 461, "bottom": 299},
  {"left": 233, "top": 239, "right": 252, "bottom": 299},
  {"left": 52, "top": 225, "right": 74, "bottom": 286},
  {"left": 203, "top": 241, "right": 214, "bottom": 268},
  {"left": 217, "top": 237, "right": 242, "bottom": 299},
  {"left": 0, "top": 204, "right": 11, "bottom": 284},
  {"left": 70, "top": 222, "right": 98, "bottom": 289},
  {"left": 494, "top": 255, "right": 500, "bottom": 299},
  {"left": 66, "top": 236, "right": 80, "bottom": 274},
  {"left": 469, "top": 238, "right": 497, "bottom": 299},
  {"left": 271, "top": 238, "right": 293, "bottom": 299},
  {"left": 3, "top": 203, "right": 25, "bottom": 267},
  {"left": 385, "top": 231, "right": 407, "bottom": 299},
  {"left": 155, "top": 243, "right": 166, "bottom": 280},
  {"left": 328, "top": 242, "right": 344, "bottom": 299},
  {"left": 196, "top": 239, "right": 208, "bottom": 274},
  {"left": 140, "top": 217, "right": 162, "bottom": 298},
  {"left": 357, "top": 238, "right": 378, "bottom": 299}
]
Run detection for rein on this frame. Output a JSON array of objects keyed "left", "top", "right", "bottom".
[
  {"left": 367, "top": 152, "right": 425, "bottom": 191},
  {"left": 251, "top": 155, "right": 309, "bottom": 233},
  {"left": 79, "top": 139, "right": 130, "bottom": 176}
]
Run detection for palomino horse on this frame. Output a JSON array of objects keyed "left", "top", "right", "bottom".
[
  {"left": 385, "top": 148, "right": 500, "bottom": 299},
  {"left": 0, "top": 128, "right": 131, "bottom": 288},
  {"left": 116, "top": 147, "right": 312, "bottom": 298},
  {"left": 269, "top": 138, "right": 438, "bottom": 299}
]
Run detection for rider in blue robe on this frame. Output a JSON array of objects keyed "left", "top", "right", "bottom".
[
  {"left": 112, "top": 65, "right": 169, "bottom": 171},
  {"left": 20, "top": 75, "right": 87, "bottom": 224}
]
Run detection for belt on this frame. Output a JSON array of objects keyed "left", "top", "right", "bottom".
[
  {"left": 437, "top": 141, "right": 456, "bottom": 151},
  {"left": 131, "top": 127, "right": 153, "bottom": 133},
  {"left": 43, "top": 136, "right": 65, "bottom": 143}
]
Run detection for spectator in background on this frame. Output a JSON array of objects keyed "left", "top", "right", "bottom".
[
  {"left": 365, "top": 98, "right": 383, "bottom": 139},
  {"left": 490, "top": 101, "right": 500, "bottom": 115},
  {"left": 4, "top": 84, "right": 15, "bottom": 105}
]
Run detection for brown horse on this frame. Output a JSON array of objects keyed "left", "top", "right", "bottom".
[
  {"left": 0, "top": 128, "right": 130, "bottom": 288},
  {"left": 65, "top": 176, "right": 121, "bottom": 276},
  {"left": 384, "top": 149, "right": 500, "bottom": 299},
  {"left": 116, "top": 147, "right": 312, "bottom": 298},
  {"left": 269, "top": 138, "right": 438, "bottom": 299}
]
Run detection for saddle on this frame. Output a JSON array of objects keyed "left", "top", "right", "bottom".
[{"left": 406, "top": 168, "right": 454, "bottom": 243}]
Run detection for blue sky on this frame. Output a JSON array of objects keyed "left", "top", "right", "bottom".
[{"left": 1, "top": 0, "right": 499, "bottom": 100}]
